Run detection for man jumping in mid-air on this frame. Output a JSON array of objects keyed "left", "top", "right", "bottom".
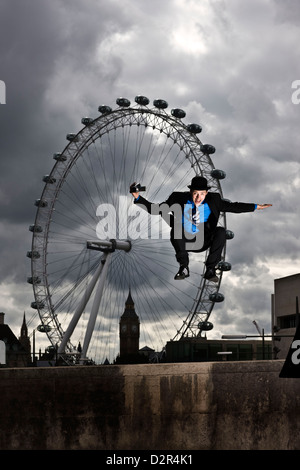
[{"left": 130, "top": 176, "right": 272, "bottom": 282}]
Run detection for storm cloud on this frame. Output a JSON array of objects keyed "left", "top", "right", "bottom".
[{"left": 0, "top": 0, "right": 300, "bottom": 356}]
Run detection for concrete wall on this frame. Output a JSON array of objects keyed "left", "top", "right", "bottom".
[{"left": 0, "top": 360, "right": 299, "bottom": 450}]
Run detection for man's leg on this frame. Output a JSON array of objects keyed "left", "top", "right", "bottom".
[
  {"left": 170, "top": 231, "right": 190, "bottom": 279},
  {"left": 203, "top": 227, "right": 226, "bottom": 281},
  {"left": 170, "top": 227, "right": 226, "bottom": 281}
]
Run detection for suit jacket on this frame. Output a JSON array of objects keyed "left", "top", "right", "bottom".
[{"left": 134, "top": 191, "right": 256, "bottom": 234}]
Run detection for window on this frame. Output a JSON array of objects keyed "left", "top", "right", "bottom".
[{"left": 278, "top": 314, "right": 296, "bottom": 329}]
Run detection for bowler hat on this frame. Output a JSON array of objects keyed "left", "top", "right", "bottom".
[{"left": 188, "top": 176, "right": 211, "bottom": 191}]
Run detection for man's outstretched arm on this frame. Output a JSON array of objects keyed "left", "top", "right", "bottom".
[{"left": 220, "top": 194, "right": 272, "bottom": 214}]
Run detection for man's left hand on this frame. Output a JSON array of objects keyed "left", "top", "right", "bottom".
[{"left": 257, "top": 204, "right": 272, "bottom": 210}]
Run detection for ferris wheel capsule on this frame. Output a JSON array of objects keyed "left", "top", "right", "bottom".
[
  {"left": 66, "top": 133, "right": 79, "bottom": 142},
  {"left": 187, "top": 123, "right": 202, "bottom": 134},
  {"left": 43, "top": 175, "right": 56, "bottom": 184},
  {"left": 34, "top": 199, "right": 48, "bottom": 207},
  {"left": 98, "top": 105, "right": 112, "bottom": 114},
  {"left": 217, "top": 261, "right": 232, "bottom": 271},
  {"left": 29, "top": 224, "right": 43, "bottom": 233},
  {"left": 37, "top": 324, "right": 52, "bottom": 333},
  {"left": 27, "top": 276, "right": 41, "bottom": 285},
  {"left": 209, "top": 292, "right": 225, "bottom": 302},
  {"left": 153, "top": 99, "right": 168, "bottom": 109},
  {"left": 226, "top": 229, "right": 235, "bottom": 240},
  {"left": 171, "top": 108, "right": 186, "bottom": 118},
  {"left": 53, "top": 152, "right": 67, "bottom": 162},
  {"left": 31, "top": 300, "right": 45, "bottom": 309},
  {"left": 81, "top": 117, "right": 94, "bottom": 126},
  {"left": 26, "top": 250, "right": 40, "bottom": 259},
  {"left": 198, "top": 320, "right": 214, "bottom": 331},
  {"left": 201, "top": 144, "right": 216, "bottom": 154},
  {"left": 211, "top": 169, "right": 226, "bottom": 179},
  {"left": 116, "top": 97, "right": 131, "bottom": 107},
  {"left": 135, "top": 95, "right": 150, "bottom": 106}
]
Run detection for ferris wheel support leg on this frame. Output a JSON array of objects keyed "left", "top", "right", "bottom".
[
  {"left": 58, "top": 254, "right": 108, "bottom": 355},
  {"left": 80, "top": 252, "right": 111, "bottom": 363}
]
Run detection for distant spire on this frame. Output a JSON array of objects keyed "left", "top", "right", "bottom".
[
  {"left": 19, "top": 312, "right": 31, "bottom": 361},
  {"left": 121, "top": 290, "right": 138, "bottom": 320},
  {"left": 21, "top": 312, "right": 28, "bottom": 337},
  {"left": 125, "top": 289, "right": 134, "bottom": 308}
]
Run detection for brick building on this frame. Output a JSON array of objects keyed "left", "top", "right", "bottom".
[{"left": 0, "top": 312, "right": 31, "bottom": 367}]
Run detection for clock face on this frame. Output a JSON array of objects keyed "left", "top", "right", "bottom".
[
  {"left": 132, "top": 325, "right": 137, "bottom": 332},
  {"left": 121, "top": 325, "right": 127, "bottom": 332}
]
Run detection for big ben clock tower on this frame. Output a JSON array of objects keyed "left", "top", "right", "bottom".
[{"left": 119, "top": 290, "right": 140, "bottom": 358}]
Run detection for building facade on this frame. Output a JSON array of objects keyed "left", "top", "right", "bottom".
[
  {"left": 0, "top": 312, "right": 31, "bottom": 367},
  {"left": 166, "top": 337, "right": 272, "bottom": 362},
  {"left": 272, "top": 273, "right": 299, "bottom": 359}
]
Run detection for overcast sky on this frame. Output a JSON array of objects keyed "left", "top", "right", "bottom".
[{"left": 1, "top": 0, "right": 300, "bottom": 354}]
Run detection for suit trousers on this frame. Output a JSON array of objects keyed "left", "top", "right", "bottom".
[{"left": 170, "top": 226, "right": 226, "bottom": 269}]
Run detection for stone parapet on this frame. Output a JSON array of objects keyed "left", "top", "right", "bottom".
[{"left": 0, "top": 360, "right": 299, "bottom": 450}]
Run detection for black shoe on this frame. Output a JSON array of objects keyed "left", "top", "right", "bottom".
[
  {"left": 203, "top": 267, "right": 218, "bottom": 283},
  {"left": 174, "top": 266, "right": 190, "bottom": 280}
]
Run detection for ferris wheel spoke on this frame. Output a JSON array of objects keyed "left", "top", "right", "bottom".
[
  {"left": 134, "top": 126, "right": 158, "bottom": 186},
  {"left": 127, "top": 248, "right": 184, "bottom": 328},
  {"left": 129, "top": 250, "right": 190, "bottom": 320}
]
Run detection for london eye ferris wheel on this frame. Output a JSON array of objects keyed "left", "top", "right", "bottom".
[{"left": 27, "top": 95, "right": 232, "bottom": 364}]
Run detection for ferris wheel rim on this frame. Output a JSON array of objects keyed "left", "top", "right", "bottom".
[{"left": 28, "top": 96, "right": 227, "bottom": 362}]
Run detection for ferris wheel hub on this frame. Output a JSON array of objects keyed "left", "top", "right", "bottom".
[{"left": 87, "top": 239, "right": 132, "bottom": 253}]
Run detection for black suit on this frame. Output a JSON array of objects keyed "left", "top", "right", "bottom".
[{"left": 134, "top": 191, "right": 256, "bottom": 269}]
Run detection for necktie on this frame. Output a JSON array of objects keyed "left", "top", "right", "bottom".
[{"left": 192, "top": 206, "right": 200, "bottom": 225}]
